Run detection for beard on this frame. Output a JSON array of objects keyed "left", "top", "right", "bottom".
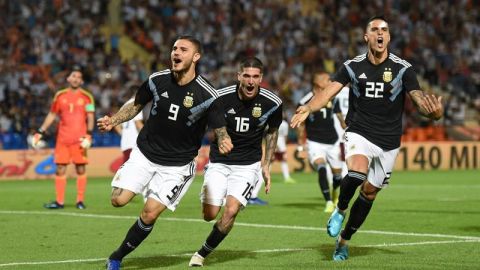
[{"left": 172, "top": 58, "right": 194, "bottom": 74}]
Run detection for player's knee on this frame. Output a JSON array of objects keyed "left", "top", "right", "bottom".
[
  {"left": 223, "top": 206, "right": 239, "bottom": 220},
  {"left": 202, "top": 204, "right": 221, "bottom": 221},
  {"left": 110, "top": 197, "right": 127, "bottom": 207},
  {"left": 140, "top": 210, "right": 159, "bottom": 224},
  {"left": 202, "top": 207, "right": 217, "bottom": 221},
  {"left": 360, "top": 185, "right": 378, "bottom": 201},
  {"left": 202, "top": 213, "right": 216, "bottom": 222}
]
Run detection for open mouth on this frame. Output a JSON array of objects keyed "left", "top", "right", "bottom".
[
  {"left": 246, "top": 86, "right": 255, "bottom": 92},
  {"left": 377, "top": 37, "right": 384, "bottom": 48},
  {"left": 173, "top": 58, "right": 182, "bottom": 64}
]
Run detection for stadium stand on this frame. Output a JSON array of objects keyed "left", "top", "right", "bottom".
[{"left": 0, "top": 0, "right": 478, "bottom": 149}]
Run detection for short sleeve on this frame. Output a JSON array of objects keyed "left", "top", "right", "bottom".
[
  {"left": 50, "top": 94, "right": 60, "bottom": 113},
  {"left": 135, "top": 80, "right": 153, "bottom": 105},
  {"left": 207, "top": 97, "right": 226, "bottom": 129},
  {"left": 402, "top": 66, "right": 421, "bottom": 92},
  {"left": 267, "top": 104, "right": 283, "bottom": 129},
  {"left": 332, "top": 64, "right": 350, "bottom": 86}
]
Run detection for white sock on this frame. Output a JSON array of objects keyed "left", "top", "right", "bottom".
[{"left": 281, "top": 162, "right": 290, "bottom": 180}]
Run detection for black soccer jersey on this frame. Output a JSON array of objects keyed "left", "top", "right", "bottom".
[
  {"left": 333, "top": 52, "right": 420, "bottom": 150},
  {"left": 299, "top": 92, "right": 341, "bottom": 144},
  {"left": 210, "top": 85, "right": 283, "bottom": 165},
  {"left": 135, "top": 69, "right": 224, "bottom": 166}
]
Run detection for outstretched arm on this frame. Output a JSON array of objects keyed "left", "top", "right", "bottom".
[
  {"left": 290, "top": 81, "right": 344, "bottom": 128},
  {"left": 261, "top": 127, "right": 279, "bottom": 194},
  {"left": 214, "top": 127, "right": 233, "bottom": 155},
  {"left": 409, "top": 90, "right": 444, "bottom": 120},
  {"left": 97, "top": 101, "right": 145, "bottom": 132}
]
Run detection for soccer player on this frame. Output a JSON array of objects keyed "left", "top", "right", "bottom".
[
  {"left": 248, "top": 114, "right": 294, "bottom": 206},
  {"left": 114, "top": 85, "right": 144, "bottom": 164},
  {"left": 291, "top": 16, "right": 443, "bottom": 261},
  {"left": 274, "top": 116, "right": 296, "bottom": 184},
  {"left": 97, "top": 36, "right": 233, "bottom": 270},
  {"left": 296, "top": 72, "right": 346, "bottom": 213},
  {"left": 333, "top": 85, "right": 350, "bottom": 177},
  {"left": 31, "top": 68, "right": 95, "bottom": 210},
  {"left": 189, "top": 57, "right": 282, "bottom": 267}
]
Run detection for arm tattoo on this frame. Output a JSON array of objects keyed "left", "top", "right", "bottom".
[
  {"left": 409, "top": 90, "right": 430, "bottom": 117},
  {"left": 214, "top": 126, "right": 231, "bottom": 142},
  {"left": 264, "top": 128, "right": 279, "bottom": 166},
  {"left": 111, "top": 102, "right": 144, "bottom": 127}
]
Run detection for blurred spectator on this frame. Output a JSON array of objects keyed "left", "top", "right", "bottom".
[{"left": 1, "top": 0, "right": 479, "bottom": 149}]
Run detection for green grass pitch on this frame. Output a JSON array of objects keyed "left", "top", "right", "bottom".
[{"left": 0, "top": 170, "right": 479, "bottom": 269}]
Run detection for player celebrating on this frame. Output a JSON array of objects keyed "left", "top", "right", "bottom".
[
  {"left": 296, "top": 72, "right": 346, "bottom": 213},
  {"left": 98, "top": 36, "right": 232, "bottom": 270},
  {"left": 291, "top": 16, "right": 443, "bottom": 261},
  {"left": 189, "top": 57, "right": 282, "bottom": 267},
  {"left": 32, "top": 68, "right": 95, "bottom": 210}
]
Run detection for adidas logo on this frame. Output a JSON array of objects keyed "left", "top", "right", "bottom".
[
  {"left": 227, "top": 108, "right": 236, "bottom": 114},
  {"left": 161, "top": 92, "right": 169, "bottom": 98},
  {"left": 359, "top": 73, "right": 367, "bottom": 79}
]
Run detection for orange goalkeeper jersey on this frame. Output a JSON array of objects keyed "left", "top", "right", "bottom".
[{"left": 50, "top": 88, "right": 95, "bottom": 145}]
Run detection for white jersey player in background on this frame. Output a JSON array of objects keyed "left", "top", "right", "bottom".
[
  {"left": 114, "top": 87, "right": 144, "bottom": 164},
  {"left": 249, "top": 118, "right": 295, "bottom": 205},
  {"left": 333, "top": 86, "right": 349, "bottom": 177}
]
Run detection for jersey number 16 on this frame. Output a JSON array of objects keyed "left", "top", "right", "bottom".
[{"left": 234, "top": 117, "right": 250, "bottom": 132}]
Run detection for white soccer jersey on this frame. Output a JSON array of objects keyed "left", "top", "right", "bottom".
[
  {"left": 120, "top": 98, "right": 144, "bottom": 151},
  {"left": 276, "top": 120, "right": 289, "bottom": 152}
]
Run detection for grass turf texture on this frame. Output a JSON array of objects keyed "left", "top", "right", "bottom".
[{"left": 0, "top": 170, "right": 479, "bottom": 269}]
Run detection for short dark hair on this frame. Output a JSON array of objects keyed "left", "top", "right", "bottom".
[
  {"left": 70, "top": 65, "right": 83, "bottom": 74},
  {"left": 312, "top": 71, "right": 329, "bottom": 84},
  {"left": 365, "top": 15, "right": 388, "bottom": 30},
  {"left": 239, "top": 57, "right": 264, "bottom": 73},
  {"left": 176, "top": 35, "right": 203, "bottom": 54}
]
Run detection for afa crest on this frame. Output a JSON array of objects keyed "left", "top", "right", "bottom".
[
  {"left": 326, "top": 101, "right": 333, "bottom": 108},
  {"left": 383, "top": 68, "right": 392, "bottom": 83},
  {"left": 183, "top": 92, "right": 194, "bottom": 108},
  {"left": 252, "top": 103, "right": 262, "bottom": 118}
]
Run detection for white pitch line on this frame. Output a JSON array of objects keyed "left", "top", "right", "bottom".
[
  {"left": 1, "top": 241, "right": 479, "bottom": 268},
  {"left": 359, "top": 239, "right": 480, "bottom": 248},
  {"left": 1, "top": 210, "right": 480, "bottom": 241},
  {"left": 0, "top": 258, "right": 106, "bottom": 267},
  {"left": 0, "top": 248, "right": 310, "bottom": 267}
]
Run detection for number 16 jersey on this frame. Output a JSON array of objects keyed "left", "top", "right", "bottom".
[{"left": 210, "top": 85, "right": 283, "bottom": 165}]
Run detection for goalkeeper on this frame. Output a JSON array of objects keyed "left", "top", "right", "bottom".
[{"left": 32, "top": 67, "right": 95, "bottom": 210}]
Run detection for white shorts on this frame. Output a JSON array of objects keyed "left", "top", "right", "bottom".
[
  {"left": 306, "top": 139, "right": 343, "bottom": 169},
  {"left": 201, "top": 161, "right": 261, "bottom": 207},
  {"left": 276, "top": 136, "right": 287, "bottom": 152},
  {"left": 111, "top": 146, "right": 196, "bottom": 211},
  {"left": 344, "top": 132, "right": 399, "bottom": 188}
]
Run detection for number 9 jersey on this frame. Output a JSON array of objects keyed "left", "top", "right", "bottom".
[{"left": 135, "top": 69, "right": 224, "bottom": 166}]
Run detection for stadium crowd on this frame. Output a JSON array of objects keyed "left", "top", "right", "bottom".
[{"left": 0, "top": 0, "right": 479, "bottom": 149}]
